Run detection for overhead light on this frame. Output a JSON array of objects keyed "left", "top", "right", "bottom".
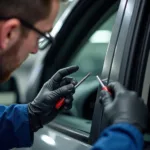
[
  {"left": 89, "top": 30, "right": 111, "bottom": 43},
  {"left": 41, "top": 135, "right": 56, "bottom": 146}
]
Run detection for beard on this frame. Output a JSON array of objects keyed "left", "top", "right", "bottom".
[
  {"left": 0, "top": 62, "right": 21, "bottom": 83},
  {"left": 0, "top": 57, "right": 22, "bottom": 83},
  {"left": 0, "top": 39, "right": 26, "bottom": 83},
  {"left": 0, "top": 70, "right": 11, "bottom": 83}
]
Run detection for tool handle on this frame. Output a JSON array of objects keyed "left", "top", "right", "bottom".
[
  {"left": 102, "top": 86, "right": 111, "bottom": 95},
  {"left": 55, "top": 98, "right": 65, "bottom": 109}
]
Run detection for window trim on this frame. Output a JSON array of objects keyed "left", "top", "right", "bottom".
[
  {"left": 142, "top": 51, "right": 150, "bottom": 105},
  {"left": 89, "top": 0, "right": 126, "bottom": 144},
  {"left": 108, "top": 0, "right": 148, "bottom": 88}
]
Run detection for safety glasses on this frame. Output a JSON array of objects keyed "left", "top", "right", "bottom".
[{"left": 0, "top": 16, "right": 54, "bottom": 50}]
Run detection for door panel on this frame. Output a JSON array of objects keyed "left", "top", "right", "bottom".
[
  {"left": 16, "top": 126, "right": 91, "bottom": 150},
  {"left": 32, "top": 126, "right": 92, "bottom": 150}
]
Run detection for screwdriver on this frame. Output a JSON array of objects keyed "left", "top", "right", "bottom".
[
  {"left": 55, "top": 72, "right": 91, "bottom": 109},
  {"left": 96, "top": 76, "right": 111, "bottom": 94}
]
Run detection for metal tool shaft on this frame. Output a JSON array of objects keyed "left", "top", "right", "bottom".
[
  {"left": 75, "top": 72, "right": 91, "bottom": 88},
  {"left": 96, "top": 76, "right": 105, "bottom": 88}
]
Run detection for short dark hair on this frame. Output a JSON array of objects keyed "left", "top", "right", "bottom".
[{"left": 0, "top": 0, "right": 51, "bottom": 24}]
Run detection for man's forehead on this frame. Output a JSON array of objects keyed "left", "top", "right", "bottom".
[{"left": 35, "top": 19, "right": 53, "bottom": 32}]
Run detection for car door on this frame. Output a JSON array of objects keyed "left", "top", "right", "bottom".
[
  {"left": 22, "top": 0, "right": 122, "bottom": 150},
  {"left": 91, "top": 0, "right": 150, "bottom": 148}
]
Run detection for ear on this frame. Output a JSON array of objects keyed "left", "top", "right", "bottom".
[{"left": 0, "top": 19, "right": 21, "bottom": 51}]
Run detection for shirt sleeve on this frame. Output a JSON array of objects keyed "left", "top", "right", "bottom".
[
  {"left": 0, "top": 104, "right": 33, "bottom": 150},
  {"left": 91, "top": 123, "right": 144, "bottom": 150}
]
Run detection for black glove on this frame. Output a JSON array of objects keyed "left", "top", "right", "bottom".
[
  {"left": 100, "top": 82, "right": 148, "bottom": 133},
  {"left": 28, "top": 66, "right": 79, "bottom": 132}
]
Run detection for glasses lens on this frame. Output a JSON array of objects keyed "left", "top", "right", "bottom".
[{"left": 38, "top": 33, "right": 53, "bottom": 50}]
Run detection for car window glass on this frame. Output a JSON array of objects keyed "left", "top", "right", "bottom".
[
  {"left": 54, "top": 11, "right": 117, "bottom": 133},
  {"left": 68, "top": 13, "right": 116, "bottom": 78}
]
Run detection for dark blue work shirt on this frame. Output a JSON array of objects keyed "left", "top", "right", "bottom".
[
  {"left": 0, "top": 104, "right": 143, "bottom": 150},
  {"left": 0, "top": 104, "right": 32, "bottom": 149},
  {"left": 92, "top": 123, "right": 143, "bottom": 150}
]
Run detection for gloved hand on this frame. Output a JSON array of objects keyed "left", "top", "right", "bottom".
[
  {"left": 100, "top": 82, "right": 148, "bottom": 133},
  {"left": 28, "top": 66, "right": 79, "bottom": 132}
]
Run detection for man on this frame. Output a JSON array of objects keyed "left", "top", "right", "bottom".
[
  {"left": 0, "top": 0, "right": 79, "bottom": 149},
  {"left": 0, "top": 0, "right": 148, "bottom": 150}
]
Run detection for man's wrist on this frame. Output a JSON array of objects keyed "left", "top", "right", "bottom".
[
  {"left": 28, "top": 113, "right": 43, "bottom": 132},
  {"left": 113, "top": 119, "right": 145, "bottom": 133},
  {"left": 28, "top": 104, "right": 43, "bottom": 132}
]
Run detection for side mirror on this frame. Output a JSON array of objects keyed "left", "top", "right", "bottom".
[{"left": 0, "top": 76, "right": 20, "bottom": 105}]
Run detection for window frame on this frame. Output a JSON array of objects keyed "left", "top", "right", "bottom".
[{"left": 90, "top": 0, "right": 150, "bottom": 144}]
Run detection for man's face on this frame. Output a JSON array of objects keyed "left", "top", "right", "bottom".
[{"left": 0, "top": 0, "right": 59, "bottom": 82}]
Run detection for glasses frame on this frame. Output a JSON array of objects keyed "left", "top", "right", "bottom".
[{"left": 0, "top": 16, "right": 54, "bottom": 50}]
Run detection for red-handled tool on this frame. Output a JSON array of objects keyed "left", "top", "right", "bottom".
[
  {"left": 96, "top": 76, "right": 111, "bottom": 95},
  {"left": 56, "top": 72, "right": 91, "bottom": 109},
  {"left": 55, "top": 98, "right": 65, "bottom": 109}
]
